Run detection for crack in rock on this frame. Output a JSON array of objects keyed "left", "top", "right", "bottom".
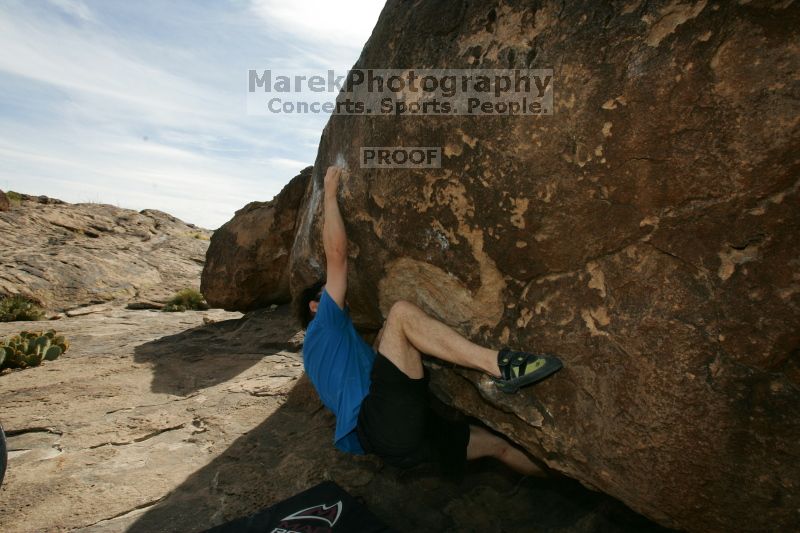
[
  {"left": 81, "top": 495, "right": 169, "bottom": 528},
  {"left": 88, "top": 423, "right": 186, "bottom": 449},
  {"left": 5, "top": 427, "right": 63, "bottom": 437},
  {"left": 104, "top": 393, "right": 199, "bottom": 414}
]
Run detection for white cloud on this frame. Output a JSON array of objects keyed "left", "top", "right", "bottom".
[
  {"left": 249, "top": 0, "right": 385, "bottom": 65},
  {"left": 0, "top": 1, "right": 385, "bottom": 228},
  {"left": 46, "top": 0, "right": 95, "bottom": 22},
  {"left": 0, "top": 15, "right": 226, "bottom": 125}
]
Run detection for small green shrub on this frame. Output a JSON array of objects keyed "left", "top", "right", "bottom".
[
  {"left": 162, "top": 288, "right": 209, "bottom": 312},
  {"left": 0, "top": 296, "right": 45, "bottom": 322},
  {"left": 5, "top": 191, "right": 22, "bottom": 205},
  {"left": 0, "top": 329, "right": 70, "bottom": 370}
]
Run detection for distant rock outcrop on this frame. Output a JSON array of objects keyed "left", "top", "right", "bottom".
[
  {"left": 203, "top": 1, "right": 800, "bottom": 531},
  {"left": 0, "top": 195, "right": 211, "bottom": 312},
  {"left": 201, "top": 167, "right": 312, "bottom": 311}
]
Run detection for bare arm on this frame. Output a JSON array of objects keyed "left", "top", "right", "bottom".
[{"left": 322, "top": 166, "right": 347, "bottom": 309}]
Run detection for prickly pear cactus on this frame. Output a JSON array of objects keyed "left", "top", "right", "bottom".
[
  {"left": 44, "top": 345, "right": 62, "bottom": 361},
  {"left": 4, "top": 348, "right": 26, "bottom": 369},
  {"left": 25, "top": 349, "right": 43, "bottom": 367},
  {"left": 53, "top": 335, "right": 69, "bottom": 352},
  {"left": 33, "top": 335, "right": 50, "bottom": 354},
  {"left": 0, "top": 330, "right": 70, "bottom": 371}
]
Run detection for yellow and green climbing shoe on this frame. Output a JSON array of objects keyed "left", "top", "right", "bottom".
[{"left": 493, "top": 348, "right": 563, "bottom": 393}]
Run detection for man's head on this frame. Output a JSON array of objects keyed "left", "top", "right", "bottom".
[{"left": 295, "top": 279, "right": 326, "bottom": 329}]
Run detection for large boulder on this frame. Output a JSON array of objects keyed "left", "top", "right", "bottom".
[
  {"left": 202, "top": 1, "right": 799, "bottom": 530},
  {"left": 201, "top": 167, "right": 312, "bottom": 311},
  {"left": 282, "top": 1, "right": 799, "bottom": 532}
]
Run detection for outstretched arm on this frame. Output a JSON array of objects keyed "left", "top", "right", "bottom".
[{"left": 322, "top": 166, "right": 347, "bottom": 309}]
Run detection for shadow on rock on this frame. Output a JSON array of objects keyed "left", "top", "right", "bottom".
[
  {"left": 133, "top": 306, "right": 302, "bottom": 396},
  {"left": 126, "top": 376, "right": 673, "bottom": 533}
]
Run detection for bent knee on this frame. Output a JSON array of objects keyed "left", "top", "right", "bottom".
[{"left": 386, "top": 299, "right": 418, "bottom": 323}]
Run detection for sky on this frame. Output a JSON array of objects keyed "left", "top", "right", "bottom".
[{"left": 0, "top": 0, "right": 386, "bottom": 228}]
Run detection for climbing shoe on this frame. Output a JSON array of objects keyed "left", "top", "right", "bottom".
[{"left": 493, "top": 348, "right": 563, "bottom": 393}]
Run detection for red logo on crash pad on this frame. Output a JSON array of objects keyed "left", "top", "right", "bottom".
[{"left": 279, "top": 500, "right": 343, "bottom": 528}]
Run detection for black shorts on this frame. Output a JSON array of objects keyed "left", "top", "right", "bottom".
[{"left": 356, "top": 351, "right": 470, "bottom": 479}]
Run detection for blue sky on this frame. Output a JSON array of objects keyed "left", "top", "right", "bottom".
[{"left": 0, "top": 0, "right": 385, "bottom": 228}]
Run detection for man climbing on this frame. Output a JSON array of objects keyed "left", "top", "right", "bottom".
[{"left": 296, "top": 165, "right": 563, "bottom": 479}]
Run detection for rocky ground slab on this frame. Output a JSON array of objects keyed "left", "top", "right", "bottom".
[{"left": 0, "top": 307, "right": 667, "bottom": 533}]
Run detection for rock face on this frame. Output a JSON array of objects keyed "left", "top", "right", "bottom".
[
  {"left": 207, "top": 1, "right": 800, "bottom": 531},
  {"left": 0, "top": 195, "right": 211, "bottom": 312},
  {"left": 201, "top": 167, "right": 312, "bottom": 311},
  {"left": 0, "top": 190, "right": 9, "bottom": 212}
]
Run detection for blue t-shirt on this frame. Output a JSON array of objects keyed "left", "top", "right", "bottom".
[{"left": 303, "top": 289, "right": 376, "bottom": 454}]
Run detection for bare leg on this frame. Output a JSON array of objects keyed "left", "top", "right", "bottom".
[
  {"left": 377, "top": 300, "right": 501, "bottom": 379},
  {"left": 372, "top": 322, "right": 385, "bottom": 351},
  {"left": 466, "top": 425, "right": 546, "bottom": 477}
]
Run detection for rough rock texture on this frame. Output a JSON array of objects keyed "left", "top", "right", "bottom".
[
  {"left": 0, "top": 195, "right": 212, "bottom": 311},
  {"left": 0, "top": 308, "right": 666, "bottom": 533},
  {"left": 251, "top": 1, "right": 797, "bottom": 532},
  {"left": 201, "top": 167, "right": 312, "bottom": 311},
  {"left": 0, "top": 189, "right": 9, "bottom": 212}
]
